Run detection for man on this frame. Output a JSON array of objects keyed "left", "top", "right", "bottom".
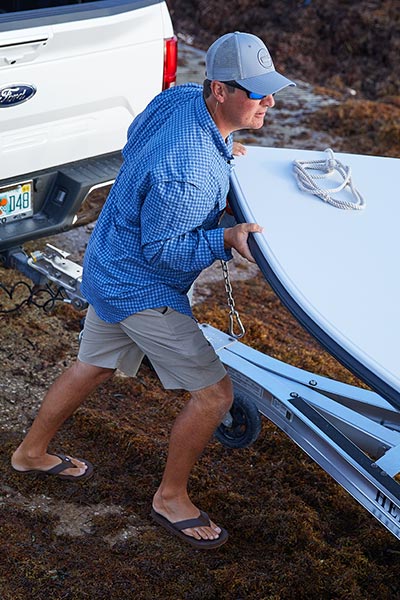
[{"left": 11, "top": 32, "right": 295, "bottom": 549}]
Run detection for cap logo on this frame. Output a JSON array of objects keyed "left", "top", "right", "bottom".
[{"left": 257, "top": 49, "right": 273, "bottom": 70}]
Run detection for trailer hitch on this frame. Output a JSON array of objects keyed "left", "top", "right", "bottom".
[{"left": 3, "top": 243, "right": 87, "bottom": 310}]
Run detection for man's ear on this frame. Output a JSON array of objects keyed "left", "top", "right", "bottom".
[{"left": 211, "top": 80, "right": 227, "bottom": 103}]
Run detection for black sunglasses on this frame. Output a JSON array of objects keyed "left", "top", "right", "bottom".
[{"left": 224, "top": 80, "right": 270, "bottom": 100}]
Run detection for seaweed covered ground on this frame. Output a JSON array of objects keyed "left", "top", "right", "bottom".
[
  {"left": 2, "top": 1, "right": 400, "bottom": 598},
  {"left": 170, "top": 0, "right": 400, "bottom": 159},
  {"left": 2, "top": 268, "right": 400, "bottom": 600}
]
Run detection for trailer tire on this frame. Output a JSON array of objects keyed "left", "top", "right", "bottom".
[{"left": 215, "top": 395, "right": 262, "bottom": 449}]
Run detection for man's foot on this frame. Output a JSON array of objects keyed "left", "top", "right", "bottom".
[
  {"left": 151, "top": 494, "right": 228, "bottom": 549},
  {"left": 11, "top": 451, "right": 93, "bottom": 481},
  {"left": 150, "top": 507, "right": 228, "bottom": 549}
]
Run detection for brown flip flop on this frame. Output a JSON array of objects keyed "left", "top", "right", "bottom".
[
  {"left": 13, "top": 452, "right": 94, "bottom": 481},
  {"left": 150, "top": 507, "right": 228, "bottom": 549}
]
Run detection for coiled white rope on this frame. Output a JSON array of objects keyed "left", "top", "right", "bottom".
[{"left": 293, "top": 148, "right": 366, "bottom": 210}]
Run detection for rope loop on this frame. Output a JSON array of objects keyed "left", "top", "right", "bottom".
[{"left": 293, "top": 148, "right": 366, "bottom": 210}]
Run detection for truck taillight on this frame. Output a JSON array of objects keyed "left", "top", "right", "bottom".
[{"left": 163, "top": 36, "right": 177, "bottom": 90}]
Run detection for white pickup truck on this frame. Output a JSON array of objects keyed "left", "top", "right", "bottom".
[{"left": 0, "top": 0, "right": 176, "bottom": 303}]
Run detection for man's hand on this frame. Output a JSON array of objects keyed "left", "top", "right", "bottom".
[
  {"left": 224, "top": 223, "right": 263, "bottom": 263},
  {"left": 232, "top": 141, "right": 246, "bottom": 156}
]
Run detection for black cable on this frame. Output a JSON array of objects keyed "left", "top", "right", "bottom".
[{"left": 0, "top": 280, "right": 69, "bottom": 314}]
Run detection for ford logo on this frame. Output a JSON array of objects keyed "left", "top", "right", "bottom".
[{"left": 0, "top": 83, "right": 36, "bottom": 107}]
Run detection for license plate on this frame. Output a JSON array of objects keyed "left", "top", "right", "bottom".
[{"left": 0, "top": 181, "right": 33, "bottom": 224}]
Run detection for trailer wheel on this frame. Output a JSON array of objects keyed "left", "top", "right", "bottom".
[{"left": 215, "top": 395, "right": 261, "bottom": 449}]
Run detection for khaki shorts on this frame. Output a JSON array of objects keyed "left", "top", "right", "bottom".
[{"left": 78, "top": 305, "right": 226, "bottom": 391}]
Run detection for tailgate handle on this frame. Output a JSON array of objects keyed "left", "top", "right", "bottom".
[{"left": 0, "top": 37, "right": 50, "bottom": 65}]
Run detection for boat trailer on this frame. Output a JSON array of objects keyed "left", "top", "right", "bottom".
[
  {"left": 203, "top": 323, "right": 400, "bottom": 541},
  {"left": 4, "top": 242, "right": 400, "bottom": 540}
]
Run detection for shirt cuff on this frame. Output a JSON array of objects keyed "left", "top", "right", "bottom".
[{"left": 205, "top": 227, "right": 233, "bottom": 262}]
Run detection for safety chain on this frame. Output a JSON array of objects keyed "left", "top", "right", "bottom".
[{"left": 220, "top": 259, "right": 245, "bottom": 339}]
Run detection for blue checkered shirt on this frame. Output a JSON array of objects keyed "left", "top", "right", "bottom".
[{"left": 81, "top": 84, "right": 234, "bottom": 322}]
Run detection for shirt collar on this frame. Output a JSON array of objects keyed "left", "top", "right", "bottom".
[{"left": 195, "top": 95, "right": 233, "bottom": 162}]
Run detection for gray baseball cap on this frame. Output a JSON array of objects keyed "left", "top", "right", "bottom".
[{"left": 206, "top": 31, "right": 295, "bottom": 96}]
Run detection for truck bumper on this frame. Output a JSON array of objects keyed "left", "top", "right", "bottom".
[{"left": 0, "top": 151, "right": 122, "bottom": 252}]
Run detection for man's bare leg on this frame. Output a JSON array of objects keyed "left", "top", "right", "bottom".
[
  {"left": 152, "top": 373, "right": 233, "bottom": 541},
  {"left": 11, "top": 360, "right": 114, "bottom": 477}
]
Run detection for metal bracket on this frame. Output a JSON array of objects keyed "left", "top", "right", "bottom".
[
  {"left": 27, "top": 243, "right": 87, "bottom": 309},
  {"left": 201, "top": 323, "right": 400, "bottom": 541}
]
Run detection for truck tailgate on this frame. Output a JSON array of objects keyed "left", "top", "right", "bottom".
[{"left": 0, "top": 0, "right": 174, "bottom": 180}]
